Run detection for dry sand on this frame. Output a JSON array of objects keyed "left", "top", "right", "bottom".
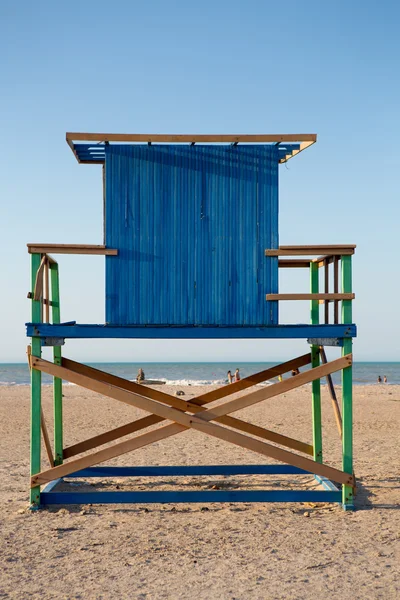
[{"left": 0, "top": 382, "right": 399, "bottom": 599}]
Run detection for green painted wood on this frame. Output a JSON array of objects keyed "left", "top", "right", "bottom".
[
  {"left": 30, "top": 254, "right": 42, "bottom": 505},
  {"left": 310, "top": 262, "right": 322, "bottom": 462},
  {"left": 50, "top": 263, "right": 63, "bottom": 466},
  {"left": 341, "top": 255, "right": 354, "bottom": 508}
]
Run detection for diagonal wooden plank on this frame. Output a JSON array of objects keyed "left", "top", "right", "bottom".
[
  {"left": 31, "top": 356, "right": 354, "bottom": 487},
  {"left": 41, "top": 408, "right": 54, "bottom": 467},
  {"left": 189, "top": 353, "right": 312, "bottom": 405},
  {"left": 63, "top": 414, "right": 163, "bottom": 459},
  {"left": 62, "top": 353, "right": 311, "bottom": 410},
  {"left": 33, "top": 255, "right": 47, "bottom": 301},
  {"left": 33, "top": 355, "right": 350, "bottom": 432},
  {"left": 320, "top": 347, "right": 342, "bottom": 437},
  {"left": 218, "top": 416, "right": 313, "bottom": 455},
  {"left": 62, "top": 356, "right": 313, "bottom": 456},
  {"left": 196, "top": 355, "right": 352, "bottom": 421},
  {"left": 32, "top": 423, "right": 185, "bottom": 486},
  {"left": 64, "top": 411, "right": 312, "bottom": 459},
  {"left": 62, "top": 358, "right": 193, "bottom": 411}
]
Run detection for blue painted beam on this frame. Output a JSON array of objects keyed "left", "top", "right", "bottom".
[
  {"left": 40, "top": 489, "right": 342, "bottom": 505},
  {"left": 26, "top": 323, "right": 357, "bottom": 339},
  {"left": 68, "top": 465, "right": 312, "bottom": 478},
  {"left": 314, "top": 475, "right": 340, "bottom": 492}
]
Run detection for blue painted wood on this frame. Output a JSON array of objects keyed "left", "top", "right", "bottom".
[
  {"left": 26, "top": 323, "right": 357, "bottom": 339},
  {"left": 68, "top": 465, "right": 311, "bottom": 478},
  {"left": 104, "top": 145, "right": 279, "bottom": 326},
  {"left": 40, "top": 489, "right": 341, "bottom": 505},
  {"left": 314, "top": 475, "right": 340, "bottom": 493},
  {"left": 74, "top": 144, "right": 302, "bottom": 163}
]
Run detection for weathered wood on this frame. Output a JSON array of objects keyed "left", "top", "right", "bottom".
[
  {"left": 278, "top": 259, "right": 311, "bottom": 268},
  {"left": 62, "top": 357, "right": 194, "bottom": 412},
  {"left": 32, "top": 355, "right": 351, "bottom": 428},
  {"left": 341, "top": 256, "right": 354, "bottom": 505},
  {"left": 62, "top": 354, "right": 311, "bottom": 413},
  {"left": 64, "top": 412, "right": 313, "bottom": 459},
  {"left": 67, "top": 132, "right": 317, "bottom": 143},
  {"left": 324, "top": 258, "right": 329, "bottom": 324},
  {"left": 41, "top": 408, "right": 54, "bottom": 467},
  {"left": 319, "top": 347, "right": 342, "bottom": 437},
  {"left": 266, "top": 293, "right": 355, "bottom": 301},
  {"left": 30, "top": 253, "right": 42, "bottom": 506},
  {"left": 334, "top": 257, "right": 339, "bottom": 324},
  {"left": 32, "top": 415, "right": 352, "bottom": 488},
  {"left": 266, "top": 246, "right": 356, "bottom": 257},
  {"left": 195, "top": 355, "right": 352, "bottom": 420},
  {"left": 219, "top": 416, "right": 313, "bottom": 455},
  {"left": 31, "top": 355, "right": 351, "bottom": 459},
  {"left": 314, "top": 255, "right": 335, "bottom": 268},
  {"left": 44, "top": 259, "right": 50, "bottom": 323},
  {"left": 50, "top": 262, "right": 63, "bottom": 466},
  {"left": 189, "top": 353, "right": 312, "bottom": 406},
  {"left": 62, "top": 355, "right": 313, "bottom": 457},
  {"left": 31, "top": 355, "right": 354, "bottom": 487},
  {"left": 33, "top": 423, "right": 186, "bottom": 486},
  {"left": 33, "top": 255, "right": 47, "bottom": 301},
  {"left": 63, "top": 415, "right": 163, "bottom": 458},
  {"left": 27, "top": 244, "right": 118, "bottom": 256}
]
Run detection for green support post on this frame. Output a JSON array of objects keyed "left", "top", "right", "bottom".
[
  {"left": 30, "top": 254, "right": 42, "bottom": 506},
  {"left": 310, "top": 262, "right": 322, "bottom": 462},
  {"left": 341, "top": 255, "right": 354, "bottom": 510},
  {"left": 50, "top": 263, "right": 63, "bottom": 465}
]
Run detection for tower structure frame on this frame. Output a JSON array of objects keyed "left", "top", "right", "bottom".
[{"left": 26, "top": 133, "right": 356, "bottom": 510}]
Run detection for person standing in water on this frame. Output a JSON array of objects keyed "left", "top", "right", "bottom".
[
  {"left": 235, "top": 368, "right": 241, "bottom": 382},
  {"left": 383, "top": 375, "right": 387, "bottom": 383},
  {"left": 377, "top": 375, "right": 382, "bottom": 383},
  {"left": 227, "top": 370, "right": 233, "bottom": 384},
  {"left": 137, "top": 368, "right": 145, "bottom": 383}
]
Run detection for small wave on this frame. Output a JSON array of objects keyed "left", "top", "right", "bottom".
[
  {"left": 163, "top": 378, "right": 226, "bottom": 386},
  {"left": 159, "top": 378, "right": 277, "bottom": 387}
]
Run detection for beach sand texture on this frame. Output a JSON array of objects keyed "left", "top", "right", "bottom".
[{"left": 0, "top": 383, "right": 399, "bottom": 599}]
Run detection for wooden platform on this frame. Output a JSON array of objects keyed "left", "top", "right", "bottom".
[{"left": 26, "top": 323, "right": 357, "bottom": 340}]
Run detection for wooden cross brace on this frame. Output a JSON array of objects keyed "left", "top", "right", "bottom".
[{"left": 28, "top": 352, "right": 354, "bottom": 488}]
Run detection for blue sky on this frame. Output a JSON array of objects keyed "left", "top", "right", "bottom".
[{"left": 1, "top": 0, "right": 399, "bottom": 362}]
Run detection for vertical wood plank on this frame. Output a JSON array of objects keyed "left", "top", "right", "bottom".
[
  {"left": 320, "top": 346, "right": 342, "bottom": 437},
  {"left": 50, "top": 263, "right": 63, "bottom": 466},
  {"left": 310, "top": 262, "right": 322, "bottom": 463},
  {"left": 324, "top": 258, "right": 329, "bottom": 324},
  {"left": 341, "top": 254, "right": 354, "bottom": 509},
  {"left": 44, "top": 258, "right": 50, "bottom": 323},
  {"left": 30, "top": 253, "right": 42, "bottom": 506},
  {"left": 41, "top": 408, "right": 54, "bottom": 467},
  {"left": 334, "top": 256, "right": 339, "bottom": 323}
]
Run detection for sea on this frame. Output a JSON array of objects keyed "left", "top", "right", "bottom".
[{"left": 0, "top": 362, "right": 398, "bottom": 387}]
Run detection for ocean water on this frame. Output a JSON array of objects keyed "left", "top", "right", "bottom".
[{"left": 0, "top": 362, "right": 398, "bottom": 386}]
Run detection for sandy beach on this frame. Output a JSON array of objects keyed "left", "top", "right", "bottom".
[{"left": 0, "top": 382, "right": 399, "bottom": 599}]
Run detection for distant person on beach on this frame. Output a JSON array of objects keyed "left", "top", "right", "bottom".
[
  {"left": 377, "top": 375, "right": 382, "bottom": 383},
  {"left": 235, "top": 368, "right": 241, "bottom": 382},
  {"left": 136, "top": 368, "right": 145, "bottom": 383},
  {"left": 291, "top": 368, "right": 300, "bottom": 376},
  {"left": 227, "top": 370, "right": 233, "bottom": 384},
  {"left": 383, "top": 375, "right": 387, "bottom": 383}
]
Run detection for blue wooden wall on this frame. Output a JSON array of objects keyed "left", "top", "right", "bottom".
[{"left": 105, "top": 145, "right": 279, "bottom": 327}]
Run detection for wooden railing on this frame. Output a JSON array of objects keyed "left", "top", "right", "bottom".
[{"left": 265, "top": 245, "right": 356, "bottom": 325}]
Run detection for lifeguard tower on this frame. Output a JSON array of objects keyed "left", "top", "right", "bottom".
[{"left": 27, "top": 133, "right": 356, "bottom": 509}]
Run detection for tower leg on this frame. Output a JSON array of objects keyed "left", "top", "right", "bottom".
[
  {"left": 51, "top": 263, "right": 63, "bottom": 465},
  {"left": 310, "top": 262, "right": 322, "bottom": 462},
  {"left": 341, "top": 255, "right": 354, "bottom": 510},
  {"left": 30, "top": 253, "right": 42, "bottom": 506}
]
